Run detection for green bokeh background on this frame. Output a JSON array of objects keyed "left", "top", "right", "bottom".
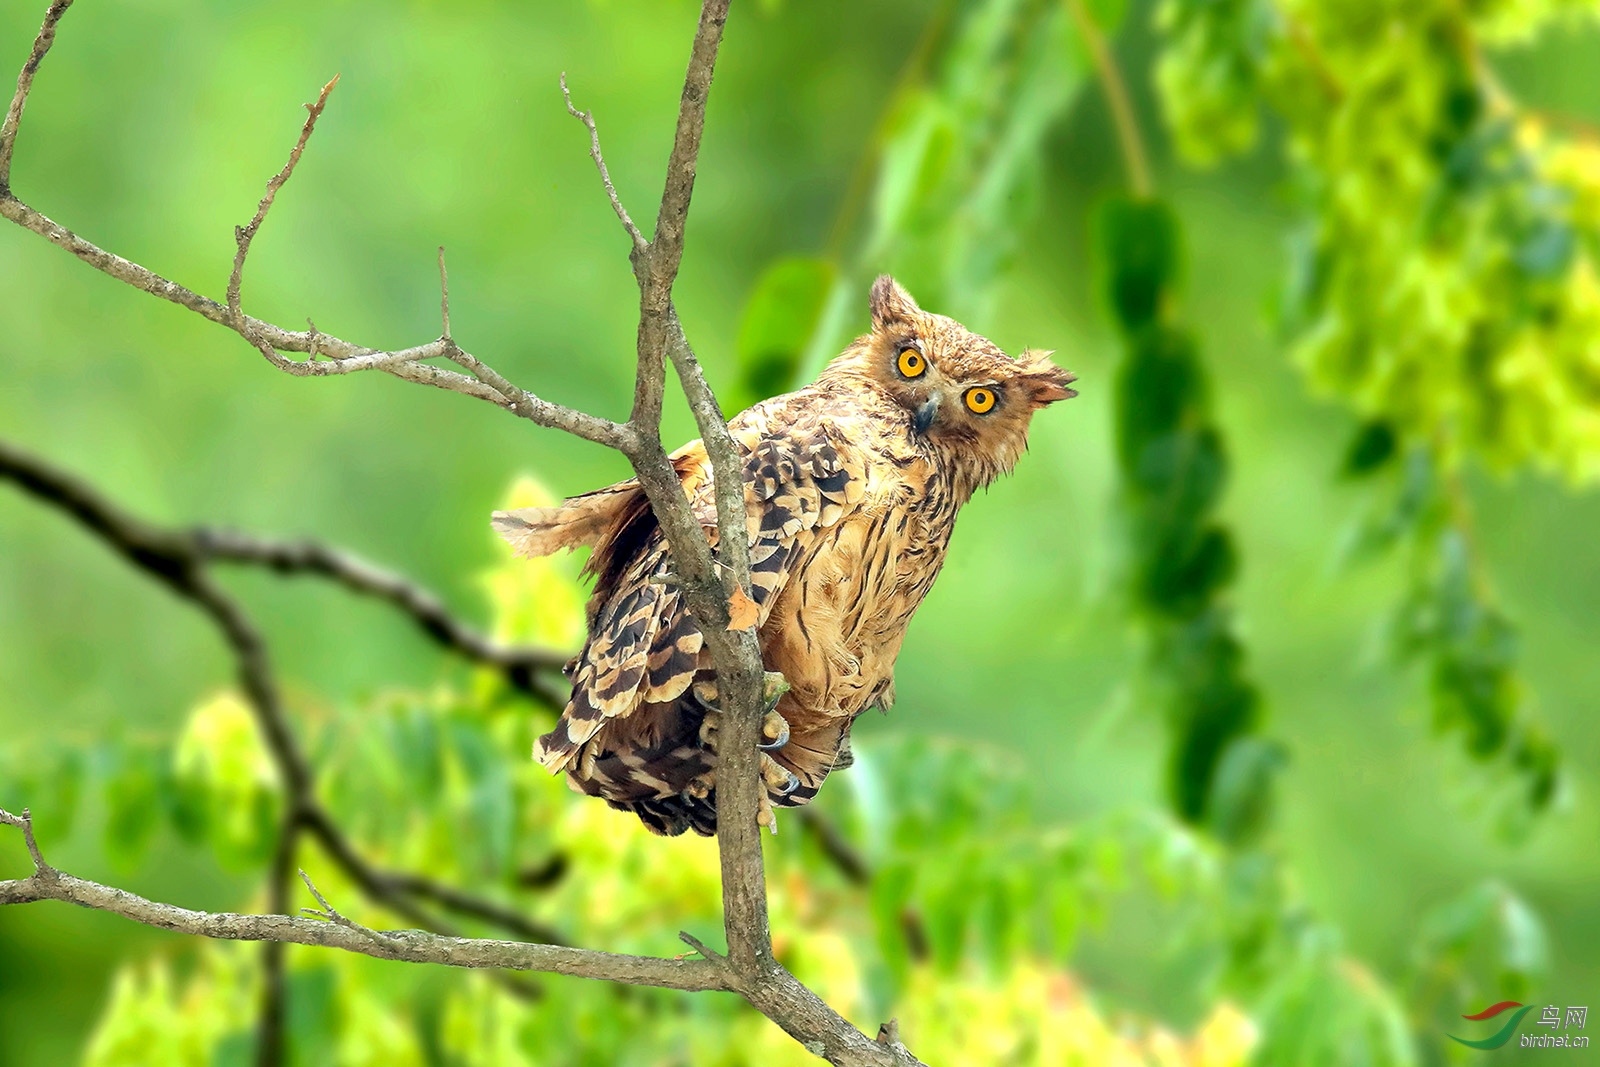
[{"left": 0, "top": 0, "right": 1596, "bottom": 1062}]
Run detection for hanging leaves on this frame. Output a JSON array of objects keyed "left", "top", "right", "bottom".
[{"left": 1096, "top": 193, "right": 1280, "bottom": 845}]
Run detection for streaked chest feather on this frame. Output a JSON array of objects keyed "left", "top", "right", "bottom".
[{"left": 761, "top": 451, "right": 955, "bottom": 720}]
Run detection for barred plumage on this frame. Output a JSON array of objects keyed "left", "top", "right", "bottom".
[{"left": 494, "top": 277, "right": 1075, "bottom": 835}]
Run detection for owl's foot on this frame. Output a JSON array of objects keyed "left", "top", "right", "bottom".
[
  {"left": 756, "top": 791, "right": 779, "bottom": 835},
  {"left": 696, "top": 675, "right": 790, "bottom": 749},
  {"left": 760, "top": 752, "right": 800, "bottom": 796},
  {"left": 760, "top": 671, "right": 792, "bottom": 748},
  {"left": 759, "top": 708, "right": 790, "bottom": 750},
  {"left": 698, "top": 708, "right": 720, "bottom": 750},
  {"left": 681, "top": 755, "right": 794, "bottom": 803}
]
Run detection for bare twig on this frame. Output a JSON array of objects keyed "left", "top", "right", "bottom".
[
  {"left": 0, "top": 9, "right": 619, "bottom": 442},
  {"left": 559, "top": 74, "right": 663, "bottom": 432},
  {"left": 438, "top": 246, "right": 452, "bottom": 340},
  {"left": 561, "top": 74, "right": 646, "bottom": 254},
  {"left": 229, "top": 74, "right": 340, "bottom": 322},
  {"left": 677, "top": 929, "right": 722, "bottom": 960},
  {"left": 298, "top": 868, "right": 405, "bottom": 948},
  {"left": 0, "top": 822, "right": 724, "bottom": 990},
  {"left": 0, "top": 808, "right": 50, "bottom": 874},
  {"left": 0, "top": 0, "right": 71, "bottom": 192},
  {"left": 190, "top": 526, "right": 569, "bottom": 704}
]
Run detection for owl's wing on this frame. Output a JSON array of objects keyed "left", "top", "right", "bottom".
[{"left": 511, "top": 399, "right": 868, "bottom": 777}]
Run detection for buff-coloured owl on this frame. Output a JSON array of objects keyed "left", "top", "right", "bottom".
[{"left": 493, "top": 276, "right": 1075, "bottom": 835}]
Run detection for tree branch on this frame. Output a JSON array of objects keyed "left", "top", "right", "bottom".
[
  {"left": 560, "top": 74, "right": 647, "bottom": 255},
  {"left": 229, "top": 73, "right": 340, "bottom": 323},
  {"left": 190, "top": 526, "right": 569, "bottom": 703},
  {"left": 256, "top": 814, "right": 298, "bottom": 1067},
  {"left": 559, "top": 2, "right": 768, "bottom": 981},
  {"left": 0, "top": 439, "right": 568, "bottom": 934},
  {"left": 0, "top": 810, "right": 724, "bottom": 991},
  {"left": 0, "top": 1, "right": 624, "bottom": 443},
  {"left": 0, "top": 0, "right": 70, "bottom": 193}
]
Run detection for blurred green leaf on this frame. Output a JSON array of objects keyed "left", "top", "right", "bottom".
[
  {"left": 446, "top": 717, "right": 513, "bottom": 878},
  {"left": 1205, "top": 737, "right": 1287, "bottom": 847},
  {"left": 733, "top": 257, "right": 836, "bottom": 409},
  {"left": 1095, "top": 196, "right": 1183, "bottom": 331},
  {"left": 286, "top": 967, "right": 338, "bottom": 1067},
  {"left": 102, "top": 743, "right": 164, "bottom": 871},
  {"left": 1341, "top": 421, "right": 1399, "bottom": 479}
]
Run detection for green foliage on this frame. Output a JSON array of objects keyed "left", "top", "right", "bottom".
[
  {"left": 736, "top": 0, "right": 1097, "bottom": 398},
  {"left": 1406, "top": 880, "right": 1550, "bottom": 1060},
  {"left": 1339, "top": 444, "right": 1561, "bottom": 827},
  {"left": 831, "top": 739, "right": 1221, "bottom": 984},
  {"left": 730, "top": 257, "right": 834, "bottom": 413},
  {"left": 859, "top": 0, "right": 1083, "bottom": 319},
  {"left": 1247, "top": 934, "right": 1417, "bottom": 1067},
  {"left": 1159, "top": 0, "right": 1600, "bottom": 480},
  {"left": 1096, "top": 194, "right": 1277, "bottom": 845},
  {"left": 1154, "top": 0, "right": 1584, "bottom": 832},
  {"left": 170, "top": 693, "right": 282, "bottom": 869}
]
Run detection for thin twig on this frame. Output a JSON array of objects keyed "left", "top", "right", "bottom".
[
  {"left": 438, "top": 245, "right": 452, "bottom": 340},
  {"left": 190, "top": 526, "right": 569, "bottom": 704},
  {"left": 229, "top": 74, "right": 340, "bottom": 322},
  {"left": 677, "top": 929, "right": 723, "bottom": 960},
  {"left": 0, "top": 820, "right": 724, "bottom": 990},
  {"left": 0, "top": 808, "right": 51, "bottom": 874},
  {"left": 560, "top": 74, "right": 662, "bottom": 432},
  {"left": 561, "top": 73, "right": 646, "bottom": 253},
  {"left": 0, "top": 0, "right": 72, "bottom": 193},
  {"left": 0, "top": 23, "right": 609, "bottom": 438},
  {"left": 299, "top": 868, "right": 404, "bottom": 947}
]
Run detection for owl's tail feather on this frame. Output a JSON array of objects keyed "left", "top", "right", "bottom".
[
  {"left": 619, "top": 795, "right": 718, "bottom": 837},
  {"left": 491, "top": 482, "right": 638, "bottom": 559}
]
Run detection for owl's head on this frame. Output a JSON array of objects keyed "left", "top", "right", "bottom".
[{"left": 824, "top": 275, "right": 1076, "bottom": 490}]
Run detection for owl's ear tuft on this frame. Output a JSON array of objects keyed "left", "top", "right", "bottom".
[
  {"left": 870, "top": 275, "right": 920, "bottom": 331},
  {"left": 1016, "top": 350, "right": 1078, "bottom": 406}
]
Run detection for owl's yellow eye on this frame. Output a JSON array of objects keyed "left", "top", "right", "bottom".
[
  {"left": 896, "top": 347, "right": 926, "bottom": 378},
  {"left": 965, "top": 387, "right": 996, "bottom": 414}
]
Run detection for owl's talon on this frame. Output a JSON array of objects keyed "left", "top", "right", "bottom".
[
  {"left": 756, "top": 792, "right": 779, "bottom": 835},
  {"left": 758, "top": 709, "right": 790, "bottom": 750},
  {"left": 759, "top": 752, "right": 800, "bottom": 796},
  {"left": 684, "top": 772, "right": 715, "bottom": 800},
  {"left": 698, "top": 709, "right": 721, "bottom": 750}
]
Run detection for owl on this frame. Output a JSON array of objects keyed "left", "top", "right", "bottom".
[{"left": 494, "top": 276, "right": 1075, "bottom": 835}]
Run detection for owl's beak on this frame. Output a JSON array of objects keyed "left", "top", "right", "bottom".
[{"left": 913, "top": 396, "right": 940, "bottom": 435}]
